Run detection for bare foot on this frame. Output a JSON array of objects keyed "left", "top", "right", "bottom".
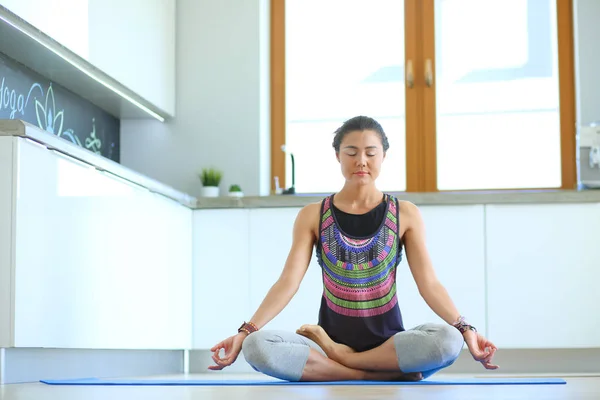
[{"left": 296, "top": 324, "right": 354, "bottom": 363}]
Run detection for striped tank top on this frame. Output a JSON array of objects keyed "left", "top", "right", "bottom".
[{"left": 316, "top": 193, "right": 405, "bottom": 352}]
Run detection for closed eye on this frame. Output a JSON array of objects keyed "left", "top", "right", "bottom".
[{"left": 345, "top": 152, "right": 376, "bottom": 157}]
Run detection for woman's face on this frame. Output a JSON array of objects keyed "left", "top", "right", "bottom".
[{"left": 336, "top": 129, "right": 386, "bottom": 185}]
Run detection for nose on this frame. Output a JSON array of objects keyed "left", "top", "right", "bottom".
[{"left": 356, "top": 153, "right": 367, "bottom": 166}]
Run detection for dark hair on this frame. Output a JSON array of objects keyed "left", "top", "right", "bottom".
[{"left": 332, "top": 116, "right": 390, "bottom": 153}]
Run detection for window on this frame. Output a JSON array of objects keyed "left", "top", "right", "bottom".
[
  {"left": 271, "top": 0, "right": 575, "bottom": 193},
  {"left": 435, "top": 0, "right": 562, "bottom": 190}
]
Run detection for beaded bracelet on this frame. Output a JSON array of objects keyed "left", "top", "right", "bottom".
[
  {"left": 238, "top": 321, "right": 259, "bottom": 335},
  {"left": 452, "top": 315, "right": 477, "bottom": 334}
]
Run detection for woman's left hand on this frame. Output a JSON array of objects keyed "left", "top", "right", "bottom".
[{"left": 463, "top": 331, "right": 499, "bottom": 370}]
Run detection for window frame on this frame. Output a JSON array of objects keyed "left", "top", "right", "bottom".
[{"left": 270, "top": 0, "right": 576, "bottom": 193}]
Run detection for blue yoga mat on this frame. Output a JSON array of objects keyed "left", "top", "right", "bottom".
[{"left": 40, "top": 377, "right": 567, "bottom": 386}]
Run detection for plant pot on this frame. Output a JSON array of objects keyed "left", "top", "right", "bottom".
[
  {"left": 228, "top": 191, "right": 244, "bottom": 198},
  {"left": 201, "top": 186, "right": 220, "bottom": 197}
]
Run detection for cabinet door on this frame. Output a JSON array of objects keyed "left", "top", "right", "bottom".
[
  {"left": 1, "top": 0, "right": 90, "bottom": 58},
  {"left": 248, "top": 208, "right": 322, "bottom": 332},
  {"left": 0, "top": 137, "right": 14, "bottom": 348},
  {"left": 396, "top": 205, "right": 487, "bottom": 335},
  {"left": 13, "top": 138, "right": 192, "bottom": 349},
  {"left": 486, "top": 203, "right": 600, "bottom": 348},
  {"left": 192, "top": 209, "right": 251, "bottom": 348},
  {"left": 87, "top": 0, "right": 176, "bottom": 115}
]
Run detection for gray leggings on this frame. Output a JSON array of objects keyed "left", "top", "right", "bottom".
[{"left": 241, "top": 323, "right": 464, "bottom": 381}]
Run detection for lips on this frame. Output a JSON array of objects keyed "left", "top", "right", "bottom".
[{"left": 354, "top": 171, "right": 368, "bottom": 176}]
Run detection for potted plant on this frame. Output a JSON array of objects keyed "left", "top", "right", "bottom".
[
  {"left": 199, "top": 167, "right": 222, "bottom": 197},
  {"left": 228, "top": 184, "right": 244, "bottom": 197}
]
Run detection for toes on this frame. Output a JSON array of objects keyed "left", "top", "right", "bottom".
[
  {"left": 412, "top": 372, "right": 423, "bottom": 381},
  {"left": 296, "top": 327, "right": 310, "bottom": 336},
  {"left": 298, "top": 324, "right": 316, "bottom": 333}
]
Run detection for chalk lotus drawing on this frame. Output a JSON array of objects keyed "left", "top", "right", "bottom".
[
  {"left": 33, "top": 84, "right": 103, "bottom": 155},
  {"left": 35, "top": 85, "right": 62, "bottom": 135},
  {"left": 1, "top": 53, "right": 116, "bottom": 160}
]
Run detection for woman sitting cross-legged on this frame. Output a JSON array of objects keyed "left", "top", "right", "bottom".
[{"left": 208, "top": 116, "right": 498, "bottom": 382}]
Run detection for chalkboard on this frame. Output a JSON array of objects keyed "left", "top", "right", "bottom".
[{"left": 0, "top": 52, "right": 120, "bottom": 162}]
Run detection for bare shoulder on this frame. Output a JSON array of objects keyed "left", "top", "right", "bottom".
[
  {"left": 297, "top": 201, "right": 322, "bottom": 221},
  {"left": 398, "top": 200, "right": 421, "bottom": 218},
  {"left": 295, "top": 201, "right": 323, "bottom": 239},
  {"left": 397, "top": 200, "right": 425, "bottom": 233}
]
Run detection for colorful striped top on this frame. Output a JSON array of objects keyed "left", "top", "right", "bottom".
[{"left": 316, "top": 193, "right": 405, "bottom": 352}]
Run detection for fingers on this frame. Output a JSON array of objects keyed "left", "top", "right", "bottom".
[
  {"left": 212, "top": 352, "right": 231, "bottom": 366},
  {"left": 471, "top": 344, "right": 496, "bottom": 361},
  {"left": 210, "top": 342, "right": 224, "bottom": 352},
  {"left": 481, "top": 361, "right": 499, "bottom": 370},
  {"left": 467, "top": 335, "right": 500, "bottom": 370},
  {"left": 482, "top": 340, "right": 497, "bottom": 351},
  {"left": 477, "top": 347, "right": 499, "bottom": 369},
  {"left": 208, "top": 353, "right": 229, "bottom": 371},
  {"left": 481, "top": 337, "right": 498, "bottom": 351},
  {"left": 475, "top": 346, "right": 494, "bottom": 360},
  {"left": 481, "top": 347, "right": 496, "bottom": 363}
]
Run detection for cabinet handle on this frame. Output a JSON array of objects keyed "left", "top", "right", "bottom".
[
  {"left": 425, "top": 59, "right": 433, "bottom": 87},
  {"left": 50, "top": 149, "right": 94, "bottom": 170},
  {"left": 406, "top": 60, "right": 414, "bottom": 88},
  {"left": 99, "top": 170, "right": 150, "bottom": 193}
]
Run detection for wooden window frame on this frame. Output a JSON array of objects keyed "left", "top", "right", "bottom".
[{"left": 271, "top": 0, "right": 576, "bottom": 193}]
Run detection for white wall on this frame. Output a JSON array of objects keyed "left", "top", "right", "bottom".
[
  {"left": 119, "top": 0, "right": 271, "bottom": 198},
  {"left": 574, "top": 0, "right": 600, "bottom": 125}
]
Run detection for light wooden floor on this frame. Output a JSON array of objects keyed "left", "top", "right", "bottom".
[{"left": 1, "top": 373, "right": 599, "bottom": 400}]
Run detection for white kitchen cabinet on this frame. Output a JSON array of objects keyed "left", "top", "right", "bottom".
[
  {"left": 395, "top": 205, "right": 487, "bottom": 335},
  {"left": 87, "top": 0, "right": 175, "bottom": 115},
  {"left": 248, "top": 208, "right": 323, "bottom": 332},
  {"left": 1, "top": 0, "right": 90, "bottom": 58},
  {"left": 192, "top": 209, "right": 252, "bottom": 349},
  {"left": 1, "top": 0, "right": 176, "bottom": 116},
  {"left": 8, "top": 137, "right": 192, "bottom": 349},
  {"left": 486, "top": 203, "right": 600, "bottom": 348},
  {"left": 0, "top": 137, "right": 14, "bottom": 348}
]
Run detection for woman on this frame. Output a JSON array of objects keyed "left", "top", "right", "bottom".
[{"left": 209, "top": 116, "right": 498, "bottom": 382}]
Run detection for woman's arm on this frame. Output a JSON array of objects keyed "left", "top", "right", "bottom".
[
  {"left": 245, "top": 203, "right": 319, "bottom": 330},
  {"left": 402, "top": 202, "right": 462, "bottom": 325},
  {"left": 402, "top": 201, "right": 498, "bottom": 369}
]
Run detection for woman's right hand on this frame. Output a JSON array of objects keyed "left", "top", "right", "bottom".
[{"left": 208, "top": 333, "right": 247, "bottom": 370}]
